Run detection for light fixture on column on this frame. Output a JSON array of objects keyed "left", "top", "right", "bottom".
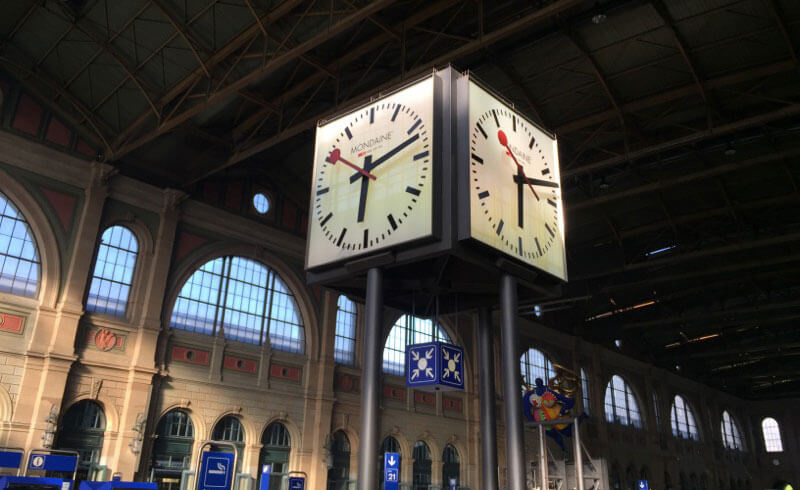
[
  {"left": 129, "top": 413, "right": 146, "bottom": 455},
  {"left": 41, "top": 404, "right": 59, "bottom": 448}
]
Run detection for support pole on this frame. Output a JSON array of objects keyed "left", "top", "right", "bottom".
[
  {"left": 358, "top": 267, "right": 383, "bottom": 490},
  {"left": 573, "top": 418, "right": 584, "bottom": 490},
  {"left": 478, "top": 306, "right": 499, "bottom": 490},
  {"left": 538, "top": 425, "right": 547, "bottom": 490},
  {"left": 500, "top": 274, "right": 526, "bottom": 490}
]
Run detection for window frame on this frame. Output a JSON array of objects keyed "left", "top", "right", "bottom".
[
  {"left": 85, "top": 225, "right": 140, "bottom": 317},
  {"left": 761, "top": 417, "right": 783, "bottom": 453},
  {"left": 604, "top": 375, "right": 643, "bottom": 429},
  {"left": 670, "top": 395, "right": 700, "bottom": 441},
  {"left": 0, "top": 191, "right": 41, "bottom": 298},
  {"left": 721, "top": 410, "right": 744, "bottom": 451},
  {"left": 521, "top": 348, "right": 556, "bottom": 389},
  {"left": 382, "top": 314, "right": 452, "bottom": 375},
  {"left": 334, "top": 295, "right": 358, "bottom": 366}
]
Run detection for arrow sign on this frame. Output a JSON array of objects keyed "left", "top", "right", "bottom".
[
  {"left": 384, "top": 452, "right": 399, "bottom": 490},
  {"left": 638, "top": 480, "right": 649, "bottom": 490}
]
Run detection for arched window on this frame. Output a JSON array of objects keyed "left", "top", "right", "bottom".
[
  {"left": 721, "top": 411, "right": 744, "bottom": 450},
  {"left": 212, "top": 415, "right": 244, "bottom": 454},
  {"left": 604, "top": 375, "right": 642, "bottom": 428},
  {"left": 521, "top": 348, "right": 556, "bottom": 388},
  {"left": 379, "top": 436, "right": 401, "bottom": 488},
  {"left": 670, "top": 395, "right": 699, "bottom": 440},
  {"left": 86, "top": 226, "right": 139, "bottom": 316},
  {"left": 581, "top": 368, "right": 590, "bottom": 414},
  {"left": 334, "top": 296, "right": 357, "bottom": 365},
  {"left": 0, "top": 192, "right": 40, "bottom": 297},
  {"left": 151, "top": 410, "right": 194, "bottom": 490},
  {"left": 171, "top": 256, "right": 305, "bottom": 353},
  {"left": 383, "top": 314, "right": 451, "bottom": 375},
  {"left": 326, "top": 431, "right": 350, "bottom": 490},
  {"left": 412, "top": 441, "right": 431, "bottom": 490},
  {"left": 762, "top": 417, "right": 783, "bottom": 452},
  {"left": 442, "top": 445, "right": 459, "bottom": 488},
  {"left": 259, "top": 422, "right": 291, "bottom": 490},
  {"left": 56, "top": 400, "right": 105, "bottom": 480}
]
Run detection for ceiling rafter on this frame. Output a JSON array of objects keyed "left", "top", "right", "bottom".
[
  {"left": 111, "top": 0, "right": 401, "bottom": 161},
  {"left": 619, "top": 299, "right": 800, "bottom": 331},
  {"left": 151, "top": 0, "right": 210, "bottom": 77},
  {"left": 764, "top": 0, "right": 797, "bottom": 63},
  {"left": 112, "top": 0, "right": 306, "bottom": 150},
  {"left": 491, "top": 58, "right": 547, "bottom": 127},
  {"left": 204, "top": 0, "right": 589, "bottom": 179},
  {"left": 33, "top": 3, "right": 161, "bottom": 119}
]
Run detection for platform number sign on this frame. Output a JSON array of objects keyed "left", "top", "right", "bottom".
[
  {"left": 288, "top": 477, "right": 305, "bottom": 490},
  {"left": 638, "top": 481, "right": 649, "bottom": 490},
  {"left": 384, "top": 452, "right": 399, "bottom": 490}
]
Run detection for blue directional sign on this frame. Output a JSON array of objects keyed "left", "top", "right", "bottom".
[
  {"left": 198, "top": 452, "right": 234, "bottom": 490},
  {"left": 449, "top": 477, "right": 458, "bottom": 490},
  {"left": 287, "top": 477, "right": 305, "bottom": 490},
  {"left": 28, "top": 454, "right": 78, "bottom": 472},
  {"left": 406, "top": 342, "right": 464, "bottom": 391},
  {"left": 0, "top": 450, "right": 23, "bottom": 469},
  {"left": 384, "top": 452, "right": 399, "bottom": 490},
  {"left": 638, "top": 480, "right": 649, "bottom": 490},
  {"left": 259, "top": 465, "right": 271, "bottom": 490}
]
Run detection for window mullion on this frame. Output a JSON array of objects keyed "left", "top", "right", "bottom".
[{"left": 215, "top": 257, "right": 233, "bottom": 337}]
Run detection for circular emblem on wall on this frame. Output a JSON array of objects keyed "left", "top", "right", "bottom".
[
  {"left": 32, "top": 456, "right": 44, "bottom": 468},
  {"left": 94, "top": 328, "right": 117, "bottom": 351}
]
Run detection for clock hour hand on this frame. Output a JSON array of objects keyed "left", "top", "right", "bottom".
[
  {"left": 349, "top": 133, "right": 420, "bottom": 183},
  {"left": 498, "top": 129, "right": 539, "bottom": 201},
  {"left": 328, "top": 148, "right": 376, "bottom": 180},
  {"left": 526, "top": 178, "right": 560, "bottom": 189},
  {"left": 357, "top": 155, "right": 373, "bottom": 223}
]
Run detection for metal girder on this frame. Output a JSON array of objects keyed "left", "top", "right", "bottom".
[
  {"left": 111, "top": 0, "right": 400, "bottom": 161},
  {"left": 491, "top": 59, "right": 547, "bottom": 127},
  {"left": 569, "top": 145, "right": 800, "bottom": 211},
  {"left": 764, "top": 0, "right": 797, "bottom": 63},
  {"left": 112, "top": 0, "right": 305, "bottom": 150},
  {"left": 572, "top": 230, "right": 800, "bottom": 281},
  {"left": 564, "top": 28, "right": 624, "bottom": 125},
  {"left": 620, "top": 299, "right": 800, "bottom": 331},
  {"left": 151, "top": 0, "right": 210, "bottom": 77},
  {"left": 201, "top": 0, "right": 588, "bottom": 179}
]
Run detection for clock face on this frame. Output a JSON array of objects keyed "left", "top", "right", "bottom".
[
  {"left": 306, "top": 77, "right": 435, "bottom": 269},
  {"left": 467, "top": 80, "right": 567, "bottom": 280}
]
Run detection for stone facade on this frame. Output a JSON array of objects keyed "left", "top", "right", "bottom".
[{"left": 0, "top": 88, "right": 798, "bottom": 490}]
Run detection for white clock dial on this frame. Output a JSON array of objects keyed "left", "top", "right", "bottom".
[
  {"left": 468, "top": 80, "right": 566, "bottom": 280},
  {"left": 306, "top": 77, "right": 435, "bottom": 269}
]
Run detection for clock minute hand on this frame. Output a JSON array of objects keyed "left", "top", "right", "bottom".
[
  {"left": 526, "top": 178, "right": 560, "bottom": 189},
  {"left": 498, "top": 129, "right": 539, "bottom": 201},
  {"left": 349, "top": 133, "right": 420, "bottom": 183}
]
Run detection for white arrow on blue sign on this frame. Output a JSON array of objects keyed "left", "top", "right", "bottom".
[
  {"left": 384, "top": 452, "right": 399, "bottom": 490},
  {"left": 638, "top": 480, "right": 649, "bottom": 490}
]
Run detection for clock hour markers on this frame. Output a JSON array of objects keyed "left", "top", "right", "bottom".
[
  {"left": 370, "top": 108, "right": 375, "bottom": 124},
  {"left": 406, "top": 186, "right": 421, "bottom": 196},
  {"left": 320, "top": 212, "right": 333, "bottom": 227},
  {"left": 363, "top": 229, "right": 369, "bottom": 248},
  {"left": 492, "top": 109, "right": 500, "bottom": 127},
  {"left": 541, "top": 168, "right": 550, "bottom": 175},
  {"left": 518, "top": 236, "right": 523, "bottom": 256},
  {"left": 414, "top": 150, "right": 429, "bottom": 160},
  {"left": 337, "top": 228, "right": 347, "bottom": 247},
  {"left": 345, "top": 127, "right": 353, "bottom": 140},
  {"left": 408, "top": 119, "right": 422, "bottom": 135},
  {"left": 529, "top": 136, "right": 535, "bottom": 149},
  {"left": 472, "top": 153, "right": 484, "bottom": 164},
  {"left": 478, "top": 190, "right": 490, "bottom": 199},
  {"left": 545, "top": 223, "right": 555, "bottom": 238},
  {"left": 316, "top": 187, "right": 329, "bottom": 195},
  {"left": 387, "top": 214, "right": 397, "bottom": 230},
  {"left": 547, "top": 199, "right": 557, "bottom": 207},
  {"left": 496, "top": 219, "right": 504, "bottom": 235},
  {"left": 476, "top": 123, "right": 488, "bottom": 139},
  {"left": 391, "top": 104, "right": 401, "bottom": 122},
  {"left": 535, "top": 237, "right": 543, "bottom": 255},
  {"left": 513, "top": 115, "right": 517, "bottom": 132}
]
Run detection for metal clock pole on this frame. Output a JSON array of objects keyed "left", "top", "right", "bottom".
[
  {"left": 500, "top": 274, "right": 526, "bottom": 490},
  {"left": 478, "top": 306, "right": 499, "bottom": 490},
  {"left": 358, "top": 267, "right": 383, "bottom": 490}
]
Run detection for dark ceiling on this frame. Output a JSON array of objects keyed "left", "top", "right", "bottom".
[{"left": 1, "top": 0, "right": 799, "bottom": 399}]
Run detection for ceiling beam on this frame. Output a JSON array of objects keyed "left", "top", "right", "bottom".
[
  {"left": 764, "top": 0, "right": 797, "bottom": 64},
  {"left": 151, "top": 0, "right": 210, "bottom": 77},
  {"left": 111, "top": 0, "right": 400, "bottom": 161},
  {"left": 569, "top": 145, "right": 800, "bottom": 211},
  {"left": 620, "top": 299, "right": 800, "bottom": 331}
]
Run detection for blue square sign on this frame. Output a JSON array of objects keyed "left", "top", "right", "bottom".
[
  {"left": 638, "top": 481, "right": 649, "bottom": 490},
  {"left": 384, "top": 452, "right": 399, "bottom": 490},
  {"left": 406, "top": 342, "right": 464, "bottom": 391}
]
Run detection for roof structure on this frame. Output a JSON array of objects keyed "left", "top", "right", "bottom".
[{"left": 1, "top": 0, "right": 799, "bottom": 399}]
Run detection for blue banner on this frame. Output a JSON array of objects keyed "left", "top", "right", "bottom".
[
  {"left": 287, "top": 477, "right": 304, "bottom": 490},
  {"left": 638, "top": 481, "right": 649, "bottom": 490},
  {"left": 0, "top": 450, "right": 23, "bottom": 469},
  {"left": 198, "top": 452, "right": 234, "bottom": 490},
  {"left": 0, "top": 476, "right": 71, "bottom": 490},
  {"left": 383, "top": 452, "right": 399, "bottom": 490},
  {"left": 28, "top": 454, "right": 78, "bottom": 473},
  {"left": 259, "top": 465, "right": 271, "bottom": 490}
]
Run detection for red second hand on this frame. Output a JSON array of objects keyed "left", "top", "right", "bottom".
[
  {"left": 329, "top": 149, "right": 376, "bottom": 180},
  {"left": 498, "top": 130, "right": 540, "bottom": 201}
]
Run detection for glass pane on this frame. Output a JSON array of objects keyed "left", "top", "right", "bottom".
[{"left": 0, "top": 193, "right": 41, "bottom": 297}]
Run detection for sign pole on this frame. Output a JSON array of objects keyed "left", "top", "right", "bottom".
[
  {"left": 358, "top": 267, "right": 383, "bottom": 490},
  {"left": 573, "top": 418, "right": 584, "bottom": 490},
  {"left": 500, "top": 274, "right": 526, "bottom": 490},
  {"left": 478, "top": 306, "right": 499, "bottom": 490},
  {"left": 538, "top": 425, "right": 547, "bottom": 490}
]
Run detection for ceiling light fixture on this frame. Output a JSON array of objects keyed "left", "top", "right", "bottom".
[
  {"left": 724, "top": 142, "right": 737, "bottom": 156},
  {"left": 591, "top": 1, "right": 607, "bottom": 24}
]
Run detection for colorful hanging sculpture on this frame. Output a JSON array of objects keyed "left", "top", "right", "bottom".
[{"left": 522, "top": 364, "right": 585, "bottom": 450}]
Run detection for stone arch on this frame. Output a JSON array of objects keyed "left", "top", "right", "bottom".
[
  {"left": 0, "top": 168, "right": 61, "bottom": 308},
  {"left": 62, "top": 392, "right": 119, "bottom": 434},
  {"left": 163, "top": 243, "right": 318, "bottom": 359},
  {"left": 209, "top": 411, "right": 249, "bottom": 444}
]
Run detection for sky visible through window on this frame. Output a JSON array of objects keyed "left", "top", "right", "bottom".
[
  {"left": 762, "top": 417, "right": 783, "bottom": 452},
  {"left": 721, "top": 410, "right": 743, "bottom": 450},
  {"left": 670, "top": 395, "right": 699, "bottom": 440},
  {"left": 0, "top": 193, "right": 40, "bottom": 297},
  {"left": 520, "top": 348, "right": 556, "bottom": 388},
  {"left": 334, "top": 296, "right": 357, "bottom": 365},
  {"left": 604, "top": 375, "right": 642, "bottom": 428},
  {"left": 383, "top": 314, "right": 451, "bottom": 375},
  {"left": 171, "top": 256, "right": 305, "bottom": 353},
  {"left": 86, "top": 226, "right": 138, "bottom": 316}
]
